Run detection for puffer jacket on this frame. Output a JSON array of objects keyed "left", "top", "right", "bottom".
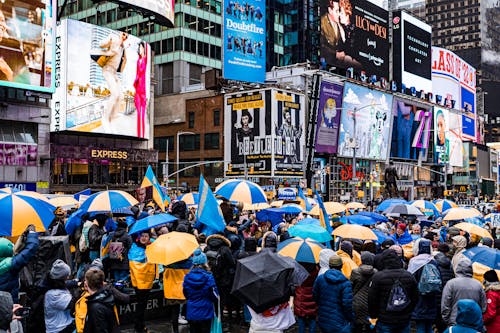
[
  {"left": 293, "top": 266, "right": 318, "bottom": 318},
  {"left": 483, "top": 282, "right": 500, "bottom": 333},
  {"left": 434, "top": 252, "right": 454, "bottom": 286},
  {"left": 350, "top": 264, "right": 376, "bottom": 325},
  {"left": 443, "top": 299, "right": 484, "bottom": 333},
  {"left": 182, "top": 267, "right": 218, "bottom": 321},
  {"left": 84, "top": 288, "right": 120, "bottom": 333},
  {"left": 205, "top": 234, "right": 235, "bottom": 288},
  {"left": 313, "top": 269, "right": 353, "bottom": 333}
]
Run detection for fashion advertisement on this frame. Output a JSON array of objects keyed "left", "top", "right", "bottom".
[
  {"left": 0, "top": 0, "right": 55, "bottom": 91},
  {"left": 314, "top": 81, "right": 343, "bottom": 154},
  {"left": 433, "top": 107, "right": 463, "bottom": 167},
  {"left": 0, "top": 143, "right": 37, "bottom": 166},
  {"left": 51, "top": 19, "right": 151, "bottom": 139},
  {"left": 338, "top": 82, "right": 393, "bottom": 161}
]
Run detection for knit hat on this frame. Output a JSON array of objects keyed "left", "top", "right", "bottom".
[
  {"left": 49, "top": 259, "right": 71, "bottom": 280},
  {"left": 381, "top": 238, "right": 395, "bottom": 250},
  {"left": 340, "top": 241, "right": 353, "bottom": 258},
  {"left": 192, "top": 249, "right": 207, "bottom": 265},
  {"left": 397, "top": 223, "right": 406, "bottom": 231},
  {"left": 360, "top": 251, "right": 375, "bottom": 266},
  {"left": 484, "top": 269, "right": 499, "bottom": 283},
  {"left": 90, "top": 258, "right": 104, "bottom": 271},
  {"left": 0, "top": 291, "right": 13, "bottom": 330},
  {"left": 329, "top": 254, "right": 343, "bottom": 268},
  {"left": 482, "top": 237, "right": 493, "bottom": 248}
]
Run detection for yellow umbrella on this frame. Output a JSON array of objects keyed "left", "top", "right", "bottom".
[
  {"left": 332, "top": 224, "right": 377, "bottom": 241},
  {"left": 49, "top": 196, "right": 79, "bottom": 208},
  {"left": 145, "top": 232, "right": 199, "bottom": 266},
  {"left": 308, "top": 202, "right": 346, "bottom": 216},
  {"left": 270, "top": 200, "right": 284, "bottom": 207},
  {"left": 243, "top": 202, "right": 271, "bottom": 211},
  {"left": 443, "top": 208, "right": 482, "bottom": 221},
  {"left": 346, "top": 202, "right": 365, "bottom": 210},
  {"left": 453, "top": 222, "right": 491, "bottom": 239}
]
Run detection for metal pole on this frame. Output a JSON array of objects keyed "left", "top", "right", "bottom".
[
  {"left": 352, "top": 107, "right": 357, "bottom": 202},
  {"left": 165, "top": 138, "right": 169, "bottom": 186},
  {"left": 176, "top": 132, "right": 180, "bottom": 194}
]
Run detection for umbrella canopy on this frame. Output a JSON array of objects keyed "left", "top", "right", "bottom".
[
  {"left": 464, "top": 247, "right": 500, "bottom": 271},
  {"left": 453, "top": 222, "right": 491, "bottom": 239},
  {"left": 288, "top": 224, "right": 332, "bottom": 243},
  {"left": 145, "top": 232, "right": 199, "bottom": 266},
  {"left": 270, "top": 200, "right": 284, "bottom": 207},
  {"left": 332, "top": 224, "right": 377, "bottom": 241},
  {"left": 178, "top": 192, "right": 199, "bottom": 206},
  {"left": 280, "top": 203, "right": 304, "bottom": 213},
  {"left": 215, "top": 179, "right": 267, "bottom": 205},
  {"left": 308, "top": 202, "right": 346, "bottom": 215},
  {"left": 243, "top": 202, "right": 271, "bottom": 211},
  {"left": 231, "top": 250, "right": 295, "bottom": 313},
  {"left": 434, "top": 199, "right": 458, "bottom": 213},
  {"left": 0, "top": 193, "right": 55, "bottom": 236},
  {"left": 296, "top": 217, "right": 321, "bottom": 226},
  {"left": 464, "top": 216, "right": 485, "bottom": 226},
  {"left": 79, "top": 190, "right": 138, "bottom": 213},
  {"left": 383, "top": 204, "right": 424, "bottom": 217},
  {"left": 376, "top": 198, "right": 407, "bottom": 212},
  {"left": 372, "top": 229, "right": 390, "bottom": 243},
  {"left": 15, "top": 191, "right": 53, "bottom": 204},
  {"left": 357, "top": 211, "right": 389, "bottom": 222},
  {"left": 49, "top": 196, "right": 79, "bottom": 209},
  {"left": 0, "top": 187, "right": 19, "bottom": 193},
  {"left": 346, "top": 202, "right": 365, "bottom": 210},
  {"left": 443, "top": 208, "right": 482, "bottom": 221},
  {"left": 277, "top": 237, "right": 325, "bottom": 264},
  {"left": 129, "top": 213, "right": 178, "bottom": 235},
  {"left": 411, "top": 200, "right": 440, "bottom": 216},
  {"left": 340, "top": 215, "right": 375, "bottom": 226}
]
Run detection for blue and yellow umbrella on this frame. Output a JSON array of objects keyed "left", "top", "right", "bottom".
[
  {"left": 79, "top": 190, "right": 138, "bottom": 213},
  {"left": 277, "top": 237, "right": 326, "bottom": 264},
  {"left": 215, "top": 179, "right": 267, "bottom": 205},
  {"left": 411, "top": 200, "right": 440, "bottom": 216},
  {"left": 434, "top": 199, "right": 458, "bottom": 213},
  {"left": 178, "top": 192, "right": 199, "bottom": 206}
]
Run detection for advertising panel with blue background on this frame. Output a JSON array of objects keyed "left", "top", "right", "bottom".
[
  {"left": 223, "top": 0, "right": 266, "bottom": 83},
  {"left": 433, "top": 107, "right": 463, "bottom": 167},
  {"left": 314, "top": 81, "right": 343, "bottom": 154},
  {"left": 338, "top": 82, "right": 393, "bottom": 161}
]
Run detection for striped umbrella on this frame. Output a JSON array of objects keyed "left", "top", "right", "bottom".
[
  {"left": 0, "top": 187, "right": 19, "bottom": 193},
  {"left": 0, "top": 193, "right": 55, "bottom": 236},
  {"left": 277, "top": 237, "right": 326, "bottom": 264},
  {"left": 215, "top": 179, "right": 267, "bottom": 205},
  {"left": 443, "top": 207, "right": 482, "bottom": 221},
  {"left": 178, "top": 192, "right": 199, "bottom": 206},
  {"left": 383, "top": 204, "right": 424, "bottom": 216},
  {"left": 411, "top": 200, "right": 440, "bottom": 216},
  {"left": 79, "top": 190, "right": 138, "bottom": 213},
  {"left": 434, "top": 199, "right": 458, "bottom": 213}
]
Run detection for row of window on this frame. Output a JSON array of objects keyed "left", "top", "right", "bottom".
[
  {"left": 150, "top": 36, "right": 222, "bottom": 58},
  {"left": 187, "top": 110, "right": 221, "bottom": 128},
  {"left": 0, "top": 120, "right": 37, "bottom": 144},
  {"left": 154, "top": 133, "right": 221, "bottom": 152},
  {"left": 0, "top": 88, "right": 50, "bottom": 107}
]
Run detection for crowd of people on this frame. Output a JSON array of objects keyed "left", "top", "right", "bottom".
[{"left": 0, "top": 197, "right": 499, "bottom": 333}]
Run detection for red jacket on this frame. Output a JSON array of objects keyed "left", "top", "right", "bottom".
[
  {"left": 484, "top": 283, "right": 500, "bottom": 333},
  {"left": 293, "top": 267, "right": 318, "bottom": 318}
]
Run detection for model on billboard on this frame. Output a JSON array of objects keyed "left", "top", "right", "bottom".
[
  {"left": 320, "top": 0, "right": 341, "bottom": 63},
  {"left": 275, "top": 108, "right": 303, "bottom": 163},
  {"left": 134, "top": 41, "right": 148, "bottom": 138},
  {"left": 235, "top": 109, "right": 255, "bottom": 142}
]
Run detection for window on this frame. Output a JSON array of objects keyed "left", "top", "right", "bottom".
[
  {"left": 188, "top": 112, "right": 195, "bottom": 128},
  {"left": 161, "top": 63, "right": 173, "bottom": 95},
  {"left": 189, "top": 64, "right": 202, "bottom": 84},
  {"left": 204, "top": 133, "right": 220, "bottom": 149},
  {"left": 180, "top": 135, "right": 200, "bottom": 150},
  {"left": 213, "top": 109, "right": 220, "bottom": 126}
]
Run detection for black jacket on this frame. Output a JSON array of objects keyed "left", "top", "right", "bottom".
[
  {"left": 368, "top": 250, "right": 418, "bottom": 324},
  {"left": 205, "top": 234, "right": 235, "bottom": 288},
  {"left": 434, "top": 252, "right": 454, "bottom": 287},
  {"left": 88, "top": 224, "right": 105, "bottom": 251},
  {"left": 351, "top": 264, "right": 376, "bottom": 325},
  {"left": 107, "top": 228, "right": 132, "bottom": 271},
  {"left": 84, "top": 288, "right": 120, "bottom": 333}
]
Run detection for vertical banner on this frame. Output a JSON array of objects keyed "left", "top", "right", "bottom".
[
  {"left": 314, "top": 81, "right": 343, "bottom": 154},
  {"left": 222, "top": 0, "right": 266, "bottom": 83}
]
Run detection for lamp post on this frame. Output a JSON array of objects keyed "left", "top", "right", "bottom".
[{"left": 176, "top": 131, "right": 195, "bottom": 193}]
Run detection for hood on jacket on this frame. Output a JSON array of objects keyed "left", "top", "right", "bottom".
[
  {"left": 261, "top": 231, "right": 278, "bottom": 249},
  {"left": 452, "top": 235, "right": 467, "bottom": 251},
  {"left": 184, "top": 267, "right": 212, "bottom": 290},
  {"left": 318, "top": 249, "right": 335, "bottom": 275},
  {"left": 455, "top": 257, "right": 473, "bottom": 278},
  {"left": 206, "top": 234, "right": 231, "bottom": 249},
  {"left": 87, "top": 288, "right": 115, "bottom": 308},
  {"left": 434, "top": 251, "right": 452, "bottom": 268},
  {"left": 455, "top": 299, "right": 483, "bottom": 331},
  {"left": 226, "top": 233, "right": 241, "bottom": 251},
  {"left": 0, "top": 238, "right": 13, "bottom": 258},
  {"left": 381, "top": 249, "right": 403, "bottom": 270},
  {"left": 417, "top": 239, "right": 432, "bottom": 255},
  {"left": 0, "top": 291, "right": 13, "bottom": 330},
  {"left": 358, "top": 264, "right": 376, "bottom": 276},
  {"left": 323, "top": 268, "right": 348, "bottom": 284},
  {"left": 360, "top": 251, "right": 375, "bottom": 266}
]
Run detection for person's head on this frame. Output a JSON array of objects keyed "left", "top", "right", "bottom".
[
  {"left": 136, "top": 187, "right": 147, "bottom": 203},
  {"left": 436, "top": 110, "right": 446, "bottom": 145},
  {"left": 120, "top": 32, "right": 128, "bottom": 42},
  {"left": 138, "top": 231, "right": 151, "bottom": 245},
  {"left": 340, "top": 240, "right": 353, "bottom": 258},
  {"left": 412, "top": 224, "right": 421, "bottom": 235},
  {"left": 138, "top": 41, "right": 146, "bottom": 57},
  {"left": 191, "top": 248, "right": 208, "bottom": 268},
  {"left": 328, "top": 0, "right": 340, "bottom": 23},
  {"left": 455, "top": 299, "right": 484, "bottom": 332},
  {"left": 360, "top": 251, "right": 375, "bottom": 266},
  {"left": 283, "top": 109, "right": 291, "bottom": 124},
  {"left": 155, "top": 225, "right": 169, "bottom": 235},
  {"left": 328, "top": 254, "right": 343, "bottom": 270},
  {"left": 484, "top": 269, "right": 499, "bottom": 285},
  {"left": 452, "top": 235, "right": 467, "bottom": 251},
  {"left": 481, "top": 237, "right": 493, "bottom": 248},
  {"left": 84, "top": 268, "right": 105, "bottom": 295},
  {"left": 0, "top": 291, "right": 13, "bottom": 330},
  {"left": 325, "top": 98, "right": 336, "bottom": 110},
  {"left": 417, "top": 238, "right": 432, "bottom": 255},
  {"left": 240, "top": 110, "right": 253, "bottom": 127},
  {"left": 396, "top": 223, "right": 406, "bottom": 236},
  {"left": 339, "top": 0, "right": 352, "bottom": 25},
  {"left": 49, "top": 259, "right": 71, "bottom": 281}
]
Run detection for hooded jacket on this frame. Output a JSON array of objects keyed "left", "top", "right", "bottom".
[
  {"left": 443, "top": 299, "right": 484, "bottom": 333},
  {"left": 441, "top": 258, "right": 486, "bottom": 326},
  {"left": 107, "top": 226, "right": 132, "bottom": 271},
  {"left": 451, "top": 235, "right": 468, "bottom": 274},
  {"left": 318, "top": 249, "right": 335, "bottom": 276},
  {"left": 434, "top": 252, "right": 455, "bottom": 286},
  {"left": 182, "top": 267, "right": 218, "bottom": 321},
  {"left": 293, "top": 266, "right": 319, "bottom": 318},
  {"left": 313, "top": 269, "right": 353, "bottom": 333},
  {"left": 205, "top": 234, "right": 235, "bottom": 288},
  {"left": 336, "top": 249, "right": 358, "bottom": 279},
  {"left": 350, "top": 264, "right": 376, "bottom": 326},
  {"left": 83, "top": 288, "right": 120, "bottom": 333},
  {"left": 483, "top": 282, "right": 500, "bottom": 333}
]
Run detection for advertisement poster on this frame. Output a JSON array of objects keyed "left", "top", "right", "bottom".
[
  {"left": 51, "top": 19, "right": 151, "bottom": 139},
  {"left": 338, "top": 82, "right": 393, "bottom": 160},
  {"left": 223, "top": 0, "right": 266, "bottom": 83},
  {"left": 390, "top": 98, "right": 432, "bottom": 161},
  {"left": 320, "top": 0, "right": 389, "bottom": 79},
  {"left": 106, "top": 0, "right": 175, "bottom": 27},
  {"left": 434, "top": 107, "right": 463, "bottom": 167},
  {"left": 431, "top": 46, "right": 476, "bottom": 141},
  {"left": 314, "top": 81, "right": 343, "bottom": 154},
  {"left": 0, "top": 0, "right": 55, "bottom": 92},
  {"left": 0, "top": 144, "right": 37, "bottom": 166}
]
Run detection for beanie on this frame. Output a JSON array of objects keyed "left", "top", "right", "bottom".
[
  {"left": 340, "top": 241, "right": 353, "bottom": 258},
  {"left": 360, "top": 251, "right": 375, "bottom": 266},
  {"left": 49, "top": 259, "right": 71, "bottom": 280},
  {"left": 389, "top": 244, "right": 403, "bottom": 257},
  {"left": 482, "top": 237, "right": 493, "bottom": 248},
  {"left": 381, "top": 238, "right": 395, "bottom": 249},
  {"left": 397, "top": 223, "right": 406, "bottom": 232},
  {"left": 90, "top": 258, "right": 104, "bottom": 271},
  {"left": 192, "top": 248, "right": 207, "bottom": 265},
  {"left": 484, "top": 269, "right": 499, "bottom": 283},
  {"left": 329, "top": 254, "right": 343, "bottom": 268}
]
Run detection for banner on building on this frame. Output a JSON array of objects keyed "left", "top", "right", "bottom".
[
  {"left": 314, "top": 81, "right": 343, "bottom": 154},
  {"left": 434, "top": 107, "right": 463, "bottom": 167}
]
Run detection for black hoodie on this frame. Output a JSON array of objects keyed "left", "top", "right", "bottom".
[{"left": 84, "top": 288, "right": 120, "bottom": 333}]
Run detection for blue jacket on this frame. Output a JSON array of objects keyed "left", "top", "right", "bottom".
[
  {"left": 392, "top": 230, "right": 413, "bottom": 245},
  {"left": 183, "top": 267, "right": 218, "bottom": 321},
  {"left": 0, "top": 232, "right": 39, "bottom": 303},
  {"left": 443, "top": 299, "right": 484, "bottom": 333},
  {"left": 313, "top": 268, "right": 353, "bottom": 333}
]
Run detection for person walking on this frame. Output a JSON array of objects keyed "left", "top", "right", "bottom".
[
  {"left": 442, "top": 299, "right": 484, "bottom": 333},
  {"left": 350, "top": 252, "right": 376, "bottom": 333},
  {"left": 450, "top": 235, "right": 468, "bottom": 274},
  {"left": 482, "top": 270, "right": 500, "bottom": 333},
  {"left": 293, "top": 262, "right": 319, "bottom": 333}
]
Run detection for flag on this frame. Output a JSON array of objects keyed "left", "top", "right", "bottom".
[
  {"left": 196, "top": 174, "right": 226, "bottom": 235},
  {"left": 297, "top": 186, "right": 312, "bottom": 212},
  {"left": 141, "top": 165, "right": 167, "bottom": 212},
  {"left": 315, "top": 190, "right": 332, "bottom": 234}
]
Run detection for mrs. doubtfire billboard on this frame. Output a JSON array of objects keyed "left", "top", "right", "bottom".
[{"left": 51, "top": 19, "right": 151, "bottom": 139}]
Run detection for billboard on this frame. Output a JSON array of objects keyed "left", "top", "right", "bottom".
[
  {"left": 434, "top": 107, "right": 463, "bottom": 167},
  {"left": 224, "top": 88, "right": 305, "bottom": 178},
  {"left": 51, "top": 19, "right": 151, "bottom": 139},
  {"left": 432, "top": 46, "right": 476, "bottom": 141},
  {"left": 392, "top": 11, "right": 432, "bottom": 94},
  {"left": 314, "top": 81, "right": 343, "bottom": 154},
  {"left": 0, "top": 0, "right": 55, "bottom": 92},
  {"left": 338, "top": 82, "right": 393, "bottom": 161},
  {"left": 320, "top": 0, "right": 389, "bottom": 79},
  {"left": 223, "top": 0, "right": 266, "bottom": 83},
  {"left": 104, "top": 1, "right": 174, "bottom": 27},
  {"left": 390, "top": 98, "right": 432, "bottom": 161}
]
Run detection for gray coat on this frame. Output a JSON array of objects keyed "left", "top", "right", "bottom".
[{"left": 441, "top": 258, "right": 486, "bottom": 326}]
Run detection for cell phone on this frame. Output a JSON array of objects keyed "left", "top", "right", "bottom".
[{"left": 14, "top": 307, "right": 30, "bottom": 318}]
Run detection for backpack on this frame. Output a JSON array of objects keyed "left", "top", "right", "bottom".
[
  {"left": 418, "top": 263, "right": 442, "bottom": 294},
  {"left": 79, "top": 221, "right": 92, "bottom": 252},
  {"left": 386, "top": 279, "right": 411, "bottom": 312},
  {"left": 108, "top": 238, "right": 124, "bottom": 260},
  {"left": 206, "top": 249, "right": 222, "bottom": 277}
]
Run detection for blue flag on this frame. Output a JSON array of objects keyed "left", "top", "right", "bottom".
[
  {"left": 315, "top": 190, "right": 333, "bottom": 234},
  {"left": 297, "top": 186, "right": 312, "bottom": 212},
  {"left": 196, "top": 174, "right": 226, "bottom": 235}
]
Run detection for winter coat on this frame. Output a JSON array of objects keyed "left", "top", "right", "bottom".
[
  {"left": 367, "top": 250, "right": 419, "bottom": 325},
  {"left": 441, "top": 259, "right": 486, "bottom": 326},
  {"left": 313, "top": 269, "right": 353, "bottom": 333},
  {"left": 411, "top": 259, "right": 441, "bottom": 321},
  {"left": 107, "top": 227, "right": 132, "bottom": 271},
  {"left": 392, "top": 230, "right": 413, "bottom": 246},
  {"left": 182, "top": 267, "right": 218, "bottom": 321},
  {"left": 128, "top": 242, "right": 157, "bottom": 290},
  {"left": 293, "top": 267, "right": 319, "bottom": 318},
  {"left": 483, "top": 282, "right": 500, "bottom": 333},
  {"left": 350, "top": 264, "right": 376, "bottom": 325},
  {"left": 434, "top": 252, "right": 455, "bottom": 286},
  {"left": 83, "top": 288, "right": 120, "bottom": 333},
  {"left": 0, "top": 232, "right": 39, "bottom": 303},
  {"left": 163, "top": 258, "right": 192, "bottom": 300},
  {"left": 337, "top": 249, "right": 358, "bottom": 279},
  {"left": 205, "top": 234, "right": 235, "bottom": 288},
  {"left": 87, "top": 224, "right": 105, "bottom": 251},
  {"left": 44, "top": 288, "right": 74, "bottom": 333},
  {"left": 443, "top": 299, "right": 485, "bottom": 333}
]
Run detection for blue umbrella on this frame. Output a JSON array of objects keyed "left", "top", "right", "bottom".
[
  {"left": 340, "top": 215, "right": 375, "bottom": 226},
  {"left": 372, "top": 229, "right": 390, "bottom": 244},
  {"left": 288, "top": 224, "right": 332, "bottom": 243},
  {"left": 296, "top": 217, "right": 321, "bottom": 226},
  {"left": 358, "top": 211, "right": 389, "bottom": 222},
  {"left": 411, "top": 200, "right": 440, "bottom": 217},
  {"left": 376, "top": 199, "right": 407, "bottom": 212},
  {"left": 464, "top": 216, "right": 485, "bottom": 226},
  {"left": 464, "top": 247, "right": 500, "bottom": 270},
  {"left": 278, "top": 204, "right": 304, "bottom": 214},
  {"left": 128, "top": 213, "right": 178, "bottom": 235},
  {"left": 256, "top": 209, "right": 285, "bottom": 226}
]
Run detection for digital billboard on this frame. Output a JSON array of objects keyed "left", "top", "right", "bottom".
[
  {"left": 0, "top": 0, "right": 55, "bottom": 92},
  {"left": 390, "top": 98, "right": 432, "bottom": 161},
  {"left": 392, "top": 11, "right": 432, "bottom": 94},
  {"left": 222, "top": 0, "right": 266, "bottom": 83},
  {"left": 432, "top": 46, "right": 476, "bottom": 142},
  {"left": 51, "top": 19, "right": 151, "bottom": 139},
  {"left": 99, "top": 0, "right": 175, "bottom": 27},
  {"left": 434, "top": 107, "right": 463, "bottom": 167},
  {"left": 314, "top": 81, "right": 343, "bottom": 154},
  {"left": 320, "top": 0, "right": 389, "bottom": 79},
  {"left": 338, "top": 82, "right": 393, "bottom": 161}
]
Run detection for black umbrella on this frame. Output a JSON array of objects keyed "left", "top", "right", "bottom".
[
  {"left": 383, "top": 204, "right": 424, "bottom": 217},
  {"left": 231, "top": 250, "right": 295, "bottom": 313}
]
